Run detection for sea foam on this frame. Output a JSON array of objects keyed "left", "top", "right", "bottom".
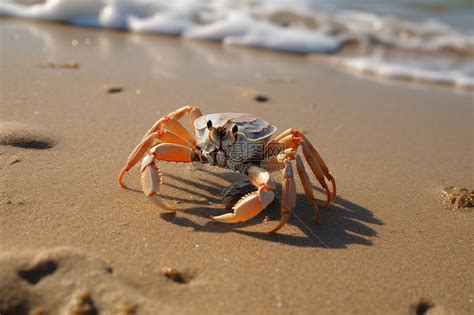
[{"left": 1, "top": 0, "right": 473, "bottom": 90}]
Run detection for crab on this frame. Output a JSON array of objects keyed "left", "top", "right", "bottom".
[{"left": 118, "top": 106, "right": 336, "bottom": 233}]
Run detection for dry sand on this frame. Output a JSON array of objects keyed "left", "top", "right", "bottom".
[{"left": 0, "top": 19, "right": 473, "bottom": 314}]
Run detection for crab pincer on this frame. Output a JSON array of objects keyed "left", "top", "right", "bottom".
[{"left": 211, "top": 167, "right": 275, "bottom": 224}]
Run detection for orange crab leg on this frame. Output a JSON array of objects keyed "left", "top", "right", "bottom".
[
  {"left": 277, "top": 134, "right": 301, "bottom": 150},
  {"left": 260, "top": 148, "right": 295, "bottom": 171},
  {"left": 273, "top": 128, "right": 302, "bottom": 143},
  {"left": 270, "top": 160, "right": 296, "bottom": 233},
  {"left": 142, "top": 106, "right": 201, "bottom": 143},
  {"left": 273, "top": 129, "right": 335, "bottom": 205},
  {"left": 301, "top": 142, "right": 332, "bottom": 207},
  {"left": 188, "top": 106, "right": 203, "bottom": 134},
  {"left": 300, "top": 133, "right": 336, "bottom": 198},
  {"left": 120, "top": 106, "right": 203, "bottom": 187},
  {"left": 119, "top": 130, "right": 194, "bottom": 187},
  {"left": 149, "top": 143, "right": 194, "bottom": 162},
  {"left": 164, "top": 118, "right": 196, "bottom": 146},
  {"left": 295, "top": 155, "right": 320, "bottom": 223},
  {"left": 143, "top": 106, "right": 192, "bottom": 136}
]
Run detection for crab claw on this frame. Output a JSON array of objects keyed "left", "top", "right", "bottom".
[
  {"left": 140, "top": 155, "right": 176, "bottom": 212},
  {"left": 211, "top": 187, "right": 275, "bottom": 223},
  {"left": 212, "top": 167, "right": 275, "bottom": 223}
]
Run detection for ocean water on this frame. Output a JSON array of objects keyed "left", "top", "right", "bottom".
[{"left": 1, "top": 0, "right": 473, "bottom": 89}]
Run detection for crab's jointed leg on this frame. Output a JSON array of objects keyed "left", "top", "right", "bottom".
[
  {"left": 295, "top": 155, "right": 320, "bottom": 224},
  {"left": 262, "top": 145, "right": 320, "bottom": 226},
  {"left": 272, "top": 129, "right": 336, "bottom": 207},
  {"left": 211, "top": 167, "right": 275, "bottom": 224},
  {"left": 142, "top": 106, "right": 202, "bottom": 144},
  {"left": 260, "top": 148, "right": 295, "bottom": 171},
  {"left": 270, "top": 160, "right": 297, "bottom": 233},
  {"left": 119, "top": 106, "right": 203, "bottom": 187},
  {"left": 119, "top": 130, "right": 193, "bottom": 187},
  {"left": 299, "top": 133, "right": 336, "bottom": 197},
  {"left": 140, "top": 143, "right": 195, "bottom": 212},
  {"left": 301, "top": 141, "right": 332, "bottom": 207}
]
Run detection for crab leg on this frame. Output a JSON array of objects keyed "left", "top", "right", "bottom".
[
  {"left": 300, "top": 133, "right": 336, "bottom": 198},
  {"left": 301, "top": 141, "right": 332, "bottom": 207},
  {"left": 274, "top": 130, "right": 334, "bottom": 206},
  {"left": 211, "top": 167, "right": 275, "bottom": 223},
  {"left": 119, "top": 130, "right": 193, "bottom": 187},
  {"left": 160, "top": 118, "right": 196, "bottom": 146},
  {"left": 120, "top": 106, "right": 203, "bottom": 187},
  {"left": 270, "top": 160, "right": 297, "bottom": 233},
  {"left": 295, "top": 155, "right": 320, "bottom": 224},
  {"left": 260, "top": 148, "right": 295, "bottom": 171},
  {"left": 188, "top": 106, "right": 203, "bottom": 134},
  {"left": 142, "top": 106, "right": 202, "bottom": 144},
  {"left": 140, "top": 143, "right": 195, "bottom": 212},
  {"left": 273, "top": 128, "right": 302, "bottom": 143},
  {"left": 264, "top": 128, "right": 299, "bottom": 156},
  {"left": 143, "top": 106, "right": 192, "bottom": 137}
]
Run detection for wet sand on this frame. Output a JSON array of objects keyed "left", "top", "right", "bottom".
[{"left": 0, "top": 19, "right": 473, "bottom": 314}]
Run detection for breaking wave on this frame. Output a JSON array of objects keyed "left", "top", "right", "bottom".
[{"left": 1, "top": 0, "right": 473, "bottom": 89}]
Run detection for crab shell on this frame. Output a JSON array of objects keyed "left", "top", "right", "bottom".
[{"left": 194, "top": 113, "right": 277, "bottom": 163}]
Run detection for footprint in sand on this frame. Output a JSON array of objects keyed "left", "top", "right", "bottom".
[
  {"left": 0, "top": 248, "right": 172, "bottom": 315},
  {"left": 0, "top": 120, "right": 55, "bottom": 150}
]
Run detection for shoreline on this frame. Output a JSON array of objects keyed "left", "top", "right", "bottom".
[{"left": 2, "top": 16, "right": 473, "bottom": 93}]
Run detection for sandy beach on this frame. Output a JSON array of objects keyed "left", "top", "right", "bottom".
[{"left": 1, "top": 19, "right": 473, "bottom": 314}]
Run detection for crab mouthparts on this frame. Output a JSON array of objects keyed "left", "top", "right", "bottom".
[{"left": 216, "top": 127, "right": 227, "bottom": 139}]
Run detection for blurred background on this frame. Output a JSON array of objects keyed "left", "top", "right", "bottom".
[{"left": 1, "top": 0, "right": 473, "bottom": 90}]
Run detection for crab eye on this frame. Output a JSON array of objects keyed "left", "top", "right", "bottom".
[
  {"left": 207, "top": 120, "right": 213, "bottom": 129},
  {"left": 232, "top": 125, "right": 238, "bottom": 133}
]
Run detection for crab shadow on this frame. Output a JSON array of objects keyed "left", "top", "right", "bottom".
[{"left": 151, "top": 169, "right": 383, "bottom": 249}]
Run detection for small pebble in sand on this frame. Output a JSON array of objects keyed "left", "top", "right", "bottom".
[
  {"left": 254, "top": 95, "right": 269, "bottom": 102},
  {"left": 40, "top": 62, "right": 79, "bottom": 69},
  {"left": 30, "top": 307, "right": 45, "bottom": 315},
  {"left": 412, "top": 299, "right": 434, "bottom": 315},
  {"left": 106, "top": 87, "right": 124, "bottom": 94},
  {"left": 163, "top": 268, "right": 188, "bottom": 284},
  {"left": 441, "top": 186, "right": 473, "bottom": 209},
  {"left": 67, "top": 291, "right": 97, "bottom": 315},
  {"left": 113, "top": 303, "right": 138, "bottom": 315}
]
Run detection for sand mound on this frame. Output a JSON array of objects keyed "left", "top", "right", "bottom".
[{"left": 0, "top": 248, "right": 171, "bottom": 315}]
